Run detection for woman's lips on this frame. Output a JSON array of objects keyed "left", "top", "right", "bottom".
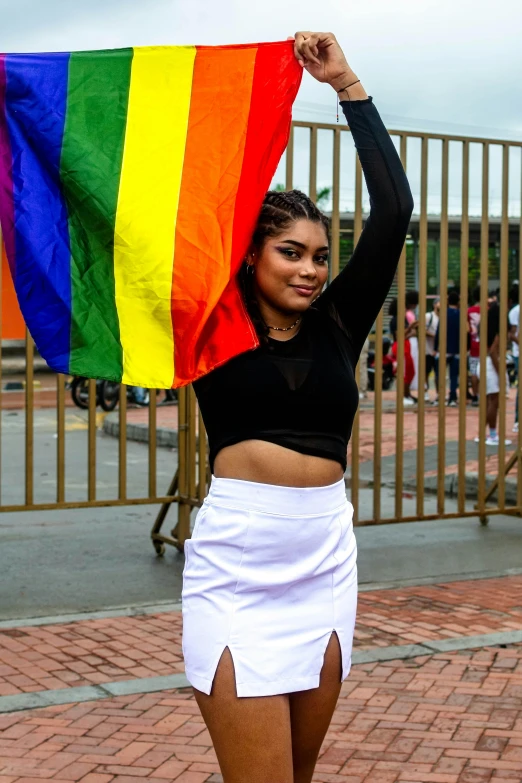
[{"left": 291, "top": 285, "right": 316, "bottom": 297}]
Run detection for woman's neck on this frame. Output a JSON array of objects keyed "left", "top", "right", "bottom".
[{"left": 257, "top": 299, "right": 303, "bottom": 334}]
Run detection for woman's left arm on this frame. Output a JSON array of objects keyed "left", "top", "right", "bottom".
[
  {"left": 292, "top": 32, "right": 414, "bottom": 358},
  {"left": 320, "top": 96, "right": 414, "bottom": 357}
]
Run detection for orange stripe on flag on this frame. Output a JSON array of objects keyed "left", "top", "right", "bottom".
[
  {"left": 171, "top": 45, "right": 258, "bottom": 385},
  {"left": 2, "top": 242, "right": 25, "bottom": 339}
]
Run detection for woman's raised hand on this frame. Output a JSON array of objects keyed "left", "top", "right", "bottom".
[{"left": 292, "top": 32, "right": 352, "bottom": 91}]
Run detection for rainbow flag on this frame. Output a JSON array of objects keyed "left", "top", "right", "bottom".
[{"left": 0, "top": 42, "right": 301, "bottom": 387}]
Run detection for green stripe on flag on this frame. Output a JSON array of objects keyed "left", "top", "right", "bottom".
[{"left": 61, "top": 48, "right": 133, "bottom": 379}]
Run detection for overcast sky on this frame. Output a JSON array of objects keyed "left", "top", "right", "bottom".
[{"left": 2, "top": 0, "right": 521, "bottom": 215}]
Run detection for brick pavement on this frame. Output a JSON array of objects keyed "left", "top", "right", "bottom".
[
  {"left": 0, "top": 643, "right": 521, "bottom": 782},
  {"left": 1, "top": 574, "right": 522, "bottom": 690}
]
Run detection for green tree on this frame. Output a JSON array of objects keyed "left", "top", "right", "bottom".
[{"left": 316, "top": 186, "right": 331, "bottom": 208}]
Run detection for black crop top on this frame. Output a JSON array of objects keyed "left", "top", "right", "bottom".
[{"left": 194, "top": 97, "right": 414, "bottom": 472}]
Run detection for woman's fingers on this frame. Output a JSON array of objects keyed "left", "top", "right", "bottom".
[
  {"left": 294, "top": 30, "right": 320, "bottom": 66},
  {"left": 301, "top": 37, "right": 321, "bottom": 66},
  {"left": 293, "top": 31, "right": 308, "bottom": 65}
]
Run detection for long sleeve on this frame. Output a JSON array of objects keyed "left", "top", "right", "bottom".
[{"left": 315, "top": 97, "right": 414, "bottom": 359}]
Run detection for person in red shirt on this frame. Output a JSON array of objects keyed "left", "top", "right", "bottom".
[{"left": 467, "top": 286, "right": 481, "bottom": 406}]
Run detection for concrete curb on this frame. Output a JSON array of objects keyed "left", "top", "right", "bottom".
[
  {"left": 2, "top": 628, "right": 522, "bottom": 714},
  {"left": 0, "top": 674, "right": 191, "bottom": 714},
  {"left": 103, "top": 412, "right": 178, "bottom": 448},
  {"left": 403, "top": 471, "right": 519, "bottom": 503}
]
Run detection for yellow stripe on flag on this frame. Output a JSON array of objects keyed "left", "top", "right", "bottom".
[{"left": 114, "top": 45, "right": 196, "bottom": 387}]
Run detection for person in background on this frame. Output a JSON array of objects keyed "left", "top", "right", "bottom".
[
  {"left": 508, "top": 285, "right": 519, "bottom": 433},
  {"left": 358, "top": 336, "right": 370, "bottom": 400},
  {"left": 435, "top": 290, "right": 461, "bottom": 407},
  {"left": 425, "top": 298, "right": 440, "bottom": 402},
  {"left": 467, "top": 286, "right": 481, "bottom": 407},
  {"left": 475, "top": 300, "right": 512, "bottom": 446},
  {"left": 389, "top": 297, "right": 417, "bottom": 406},
  {"left": 405, "top": 290, "right": 419, "bottom": 396},
  {"left": 131, "top": 386, "right": 149, "bottom": 406}
]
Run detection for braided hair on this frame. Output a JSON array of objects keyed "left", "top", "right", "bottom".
[{"left": 239, "top": 189, "right": 330, "bottom": 341}]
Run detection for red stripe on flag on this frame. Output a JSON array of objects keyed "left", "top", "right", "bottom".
[{"left": 230, "top": 42, "right": 302, "bottom": 266}]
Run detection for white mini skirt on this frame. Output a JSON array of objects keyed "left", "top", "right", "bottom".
[{"left": 181, "top": 476, "right": 358, "bottom": 697}]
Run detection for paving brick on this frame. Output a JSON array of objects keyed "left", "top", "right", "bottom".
[
  {"left": 456, "top": 770, "right": 493, "bottom": 783},
  {"left": 149, "top": 759, "right": 189, "bottom": 778}
]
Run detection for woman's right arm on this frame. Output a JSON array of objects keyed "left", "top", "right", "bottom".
[
  {"left": 292, "top": 32, "right": 414, "bottom": 357},
  {"left": 316, "top": 95, "right": 414, "bottom": 357}
]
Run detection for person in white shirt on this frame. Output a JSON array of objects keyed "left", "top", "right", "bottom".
[
  {"left": 425, "top": 299, "right": 440, "bottom": 401},
  {"left": 509, "top": 294, "right": 519, "bottom": 432}
]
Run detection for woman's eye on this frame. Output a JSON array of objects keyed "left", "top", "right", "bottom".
[
  {"left": 280, "top": 248, "right": 299, "bottom": 259},
  {"left": 315, "top": 255, "right": 329, "bottom": 265}
]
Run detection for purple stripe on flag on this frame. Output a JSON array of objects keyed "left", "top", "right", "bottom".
[
  {"left": 0, "top": 54, "right": 15, "bottom": 274},
  {"left": 4, "top": 52, "right": 72, "bottom": 372}
]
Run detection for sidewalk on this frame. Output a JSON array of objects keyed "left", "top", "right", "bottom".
[{"left": 1, "top": 575, "right": 521, "bottom": 781}]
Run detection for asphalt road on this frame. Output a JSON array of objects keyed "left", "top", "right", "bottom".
[{"left": 1, "top": 407, "right": 522, "bottom": 621}]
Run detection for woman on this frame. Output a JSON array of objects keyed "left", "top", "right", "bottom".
[
  {"left": 406, "top": 289, "right": 420, "bottom": 394},
  {"left": 388, "top": 297, "right": 417, "bottom": 406},
  {"left": 184, "top": 31, "right": 413, "bottom": 782},
  {"left": 425, "top": 298, "right": 440, "bottom": 401}
]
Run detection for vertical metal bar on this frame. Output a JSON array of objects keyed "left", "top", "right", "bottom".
[
  {"left": 148, "top": 387, "right": 157, "bottom": 498},
  {"left": 309, "top": 126, "right": 318, "bottom": 203},
  {"left": 177, "top": 386, "right": 190, "bottom": 545},
  {"left": 458, "top": 141, "right": 470, "bottom": 514},
  {"left": 373, "top": 308, "right": 383, "bottom": 521},
  {"left": 497, "top": 144, "right": 509, "bottom": 508},
  {"left": 87, "top": 377, "right": 96, "bottom": 501},
  {"left": 331, "top": 128, "right": 341, "bottom": 280},
  {"left": 56, "top": 374, "right": 65, "bottom": 503},
  {"left": 198, "top": 406, "right": 207, "bottom": 503},
  {"left": 25, "top": 330, "right": 34, "bottom": 506},
  {"left": 477, "top": 143, "right": 490, "bottom": 517},
  {"left": 395, "top": 135, "right": 407, "bottom": 520},
  {"left": 416, "top": 137, "right": 428, "bottom": 516},
  {"left": 178, "top": 386, "right": 188, "bottom": 495},
  {"left": 351, "top": 152, "right": 363, "bottom": 520},
  {"left": 188, "top": 385, "right": 197, "bottom": 501},
  {"left": 437, "top": 139, "right": 449, "bottom": 515},
  {"left": 118, "top": 383, "right": 127, "bottom": 500},
  {"left": 285, "top": 125, "right": 294, "bottom": 191}
]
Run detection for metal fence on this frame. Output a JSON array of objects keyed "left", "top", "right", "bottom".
[{"left": 1, "top": 119, "right": 522, "bottom": 549}]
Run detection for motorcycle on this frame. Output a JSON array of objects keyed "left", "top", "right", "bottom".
[
  {"left": 68, "top": 377, "right": 105, "bottom": 409},
  {"left": 96, "top": 382, "right": 176, "bottom": 411},
  {"left": 367, "top": 336, "right": 395, "bottom": 391}
]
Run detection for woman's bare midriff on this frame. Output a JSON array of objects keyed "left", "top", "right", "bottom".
[{"left": 213, "top": 440, "right": 344, "bottom": 488}]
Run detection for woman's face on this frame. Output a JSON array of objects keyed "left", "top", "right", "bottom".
[{"left": 252, "top": 219, "right": 329, "bottom": 315}]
